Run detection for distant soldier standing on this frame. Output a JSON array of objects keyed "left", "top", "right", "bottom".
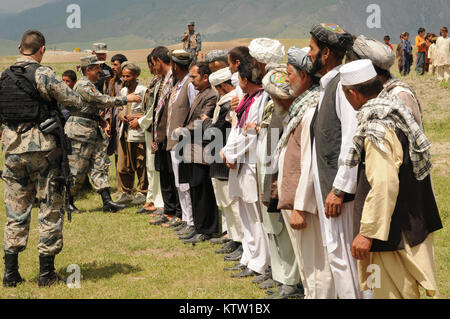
[
  {"left": 0, "top": 30, "right": 84, "bottom": 287},
  {"left": 92, "top": 43, "right": 113, "bottom": 94},
  {"left": 182, "top": 21, "right": 202, "bottom": 62},
  {"left": 65, "top": 55, "right": 142, "bottom": 213}
]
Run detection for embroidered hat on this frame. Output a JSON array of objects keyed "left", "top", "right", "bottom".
[{"left": 310, "top": 23, "right": 354, "bottom": 51}]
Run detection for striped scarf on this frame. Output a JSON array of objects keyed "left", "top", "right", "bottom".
[
  {"left": 345, "top": 92, "right": 432, "bottom": 180},
  {"left": 273, "top": 85, "right": 319, "bottom": 167},
  {"left": 153, "top": 70, "right": 174, "bottom": 139}
]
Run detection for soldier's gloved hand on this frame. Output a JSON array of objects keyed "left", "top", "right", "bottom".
[{"left": 127, "top": 93, "right": 142, "bottom": 103}]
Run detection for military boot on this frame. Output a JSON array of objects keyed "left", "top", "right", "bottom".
[
  {"left": 38, "top": 255, "right": 63, "bottom": 287},
  {"left": 3, "top": 254, "right": 24, "bottom": 287},
  {"left": 100, "top": 188, "right": 126, "bottom": 213},
  {"left": 67, "top": 195, "right": 81, "bottom": 214}
]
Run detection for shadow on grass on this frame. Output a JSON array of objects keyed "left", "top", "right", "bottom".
[{"left": 57, "top": 261, "right": 143, "bottom": 282}]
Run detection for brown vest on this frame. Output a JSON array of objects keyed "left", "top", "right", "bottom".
[
  {"left": 166, "top": 79, "right": 191, "bottom": 151},
  {"left": 278, "top": 123, "right": 303, "bottom": 210},
  {"left": 354, "top": 129, "right": 442, "bottom": 252}
]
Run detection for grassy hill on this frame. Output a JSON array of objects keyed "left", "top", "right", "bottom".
[{"left": 0, "top": 0, "right": 449, "bottom": 55}]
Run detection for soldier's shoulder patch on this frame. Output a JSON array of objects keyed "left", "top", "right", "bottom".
[{"left": 90, "top": 87, "right": 100, "bottom": 95}]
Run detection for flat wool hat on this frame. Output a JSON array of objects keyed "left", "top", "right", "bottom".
[
  {"left": 310, "top": 23, "right": 354, "bottom": 51},
  {"left": 80, "top": 55, "right": 104, "bottom": 67},
  {"left": 209, "top": 67, "right": 232, "bottom": 87},
  {"left": 249, "top": 38, "right": 285, "bottom": 64},
  {"left": 340, "top": 59, "right": 377, "bottom": 86},
  {"left": 352, "top": 35, "right": 395, "bottom": 70},
  {"left": 92, "top": 43, "right": 108, "bottom": 54},
  {"left": 169, "top": 49, "right": 192, "bottom": 65}
]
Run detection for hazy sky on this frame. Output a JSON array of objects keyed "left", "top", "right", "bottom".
[{"left": 0, "top": 0, "right": 59, "bottom": 13}]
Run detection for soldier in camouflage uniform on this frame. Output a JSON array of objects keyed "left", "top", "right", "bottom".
[
  {"left": 65, "top": 55, "right": 142, "bottom": 213},
  {"left": 182, "top": 21, "right": 202, "bottom": 63},
  {"left": 0, "top": 30, "right": 85, "bottom": 287}
]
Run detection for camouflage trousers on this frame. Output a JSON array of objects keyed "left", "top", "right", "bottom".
[
  {"left": 2, "top": 151, "right": 65, "bottom": 256},
  {"left": 68, "top": 137, "right": 111, "bottom": 193}
]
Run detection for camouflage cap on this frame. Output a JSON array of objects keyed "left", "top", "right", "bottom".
[
  {"left": 169, "top": 49, "right": 192, "bottom": 65},
  {"left": 92, "top": 43, "right": 108, "bottom": 53},
  {"left": 80, "top": 55, "right": 104, "bottom": 67},
  {"left": 188, "top": 21, "right": 195, "bottom": 26},
  {"left": 310, "top": 23, "right": 354, "bottom": 51}
]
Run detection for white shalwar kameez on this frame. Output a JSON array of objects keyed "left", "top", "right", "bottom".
[
  {"left": 311, "top": 65, "right": 371, "bottom": 299},
  {"left": 222, "top": 91, "right": 270, "bottom": 275}
]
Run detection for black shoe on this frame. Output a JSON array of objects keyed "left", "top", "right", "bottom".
[
  {"left": 253, "top": 272, "right": 272, "bottom": 285},
  {"left": 136, "top": 207, "right": 154, "bottom": 214},
  {"left": 210, "top": 233, "right": 230, "bottom": 245},
  {"left": 173, "top": 222, "right": 187, "bottom": 232},
  {"left": 38, "top": 255, "right": 63, "bottom": 287},
  {"left": 149, "top": 215, "right": 169, "bottom": 226},
  {"left": 3, "top": 254, "right": 24, "bottom": 287},
  {"left": 230, "top": 267, "right": 258, "bottom": 278},
  {"left": 223, "top": 262, "right": 247, "bottom": 272},
  {"left": 224, "top": 245, "right": 243, "bottom": 261},
  {"left": 184, "top": 233, "right": 211, "bottom": 244},
  {"left": 169, "top": 217, "right": 184, "bottom": 228},
  {"left": 176, "top": 224, "right": 193, "bottom": 235},
  {"left": 215, "top": 240, "right": 239, "bottom": 254},
  {"left": 100, "top": 189, "right": 126, "bottom": 213},
  {"left": 259, "top": 278, "right": 281, "bottom": 290},
  {"left": 179, "top": 228, "right": 196, "bottom": 240},
  {"left": 68, "top": 195, "right": 81, "bottom": 214},
  {"left": 267, "top": 284, "right": 305, "bottom": 299}
]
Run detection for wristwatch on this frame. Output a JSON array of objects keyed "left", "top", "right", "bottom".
[{"left": 332, "top": 187, "right": 346, "bottom": 197}]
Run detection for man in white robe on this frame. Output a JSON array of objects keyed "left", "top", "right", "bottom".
[{"left": 308, "top": 23, "right": 370, "bottom": 299}]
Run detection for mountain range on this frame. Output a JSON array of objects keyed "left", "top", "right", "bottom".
[{"left": 0, "top": 0, "right": 448, "bottom": 56}]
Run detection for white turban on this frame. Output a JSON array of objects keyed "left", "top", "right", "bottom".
[
  {"left": 352, "top": 35, "right": 395, "bottom": 71},
  {"left": 209, "top": 67, "right": 232, "bottom": 87},
  {"left": 249, "top": 38, "right": 285, "bottom": 64}
]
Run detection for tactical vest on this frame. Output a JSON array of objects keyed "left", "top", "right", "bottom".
[
  {"left": 0, "top": 63, "right": 52, "bottom": 125},
  {"left": 353, "top": 129, "right": 442, "bottom": 252},
  {"left": 184, "top": 32, "right": 198, "bottom": 50},
  {"left": 311, "top": 74, "right": 354, "bottom": 203}
]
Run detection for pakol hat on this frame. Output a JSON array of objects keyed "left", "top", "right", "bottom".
[{"left": 169, "top": 49, "right": 192, "bottom": 65}]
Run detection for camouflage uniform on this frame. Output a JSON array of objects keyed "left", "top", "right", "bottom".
[
  {"left": 2, "top": 57, "right": 83, "bottom": 256},
  {"left": 65, "top": 76, "right": 127, "bottom": 193}
]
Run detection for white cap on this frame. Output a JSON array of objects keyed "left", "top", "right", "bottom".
[
  {"left": 209, "top": 67, "right": 232, "bottom": 87},
  {"left": 249, "top": 38, "right": 285, "bottom": 64},
  {"left": 340, "top": 59, "right": 377, "bottom": 86}
]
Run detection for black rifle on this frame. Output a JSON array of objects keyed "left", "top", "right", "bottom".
[{"left": 41, "top": 110, "right": 74, "bottom": 222}]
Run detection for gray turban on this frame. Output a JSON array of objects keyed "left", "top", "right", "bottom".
[
  {"left": 352, "top": 35, "right": 395, "bottom": 71},
  {"left": 287, "top": 46, "right": 311, "bottom": 72},
  {"left": 205, "top": 49, "right": 230, "bottom": 63}
]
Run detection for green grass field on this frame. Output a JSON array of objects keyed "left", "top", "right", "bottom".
[{"left": 0, "top": 44, "right": 448, "bottom": 299}]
